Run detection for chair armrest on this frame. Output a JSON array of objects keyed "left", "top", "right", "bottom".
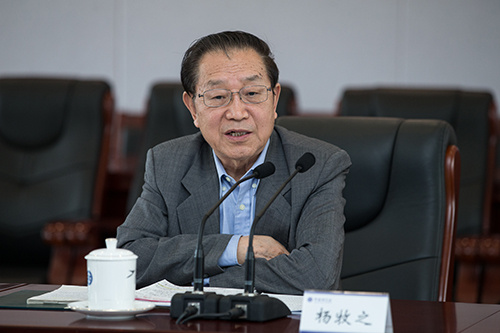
[
  {"left": 455, "top": 235, "right": 500, "bottom": 263},
  {"left": 42, "top": 220, "right": 101, "bottom": 285},
  {"left": 42, "top": 220, "right": 100, "bottom": 246},
  {"left": 455, "top": 236, "right": 480, "bottom": 262},
  {"left": 478, "top": 235, "right": 500, "bottom": 263}
]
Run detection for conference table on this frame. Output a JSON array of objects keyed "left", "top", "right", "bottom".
[{"left": 0, "top": 284, "right": 500, "bottom": 332}]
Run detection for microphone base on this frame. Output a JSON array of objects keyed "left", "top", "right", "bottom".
[
  {"left": 170, "top": 292, "right": 222, "bottom": 319},
  {"left": 219, "top": 294, "right": 291, "bottom": 322}
]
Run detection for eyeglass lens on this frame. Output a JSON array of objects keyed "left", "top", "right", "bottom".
[{"left": 201, "top": 85, "right": 269, "bottom": 107}]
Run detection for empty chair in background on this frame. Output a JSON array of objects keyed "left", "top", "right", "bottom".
[
  {"left": 338, "top": 87, "right": 496, "bottom": 238},
  {"left": 276, "top": 116, "right": 460, "bottom": 301},
  {"left": 0, "top": 78, "right": 113, "bottom": 284},
  {"left": 337, "top": 87, "right": 497, "bottom": 301}
]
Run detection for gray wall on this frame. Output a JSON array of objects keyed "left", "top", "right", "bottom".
[{"left": 1, "top": 0, "right": 499, "bottom": 114}]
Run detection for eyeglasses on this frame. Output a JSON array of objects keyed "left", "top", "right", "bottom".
[{"left": 197, "top": 85, "right": 272, "bottom": 108}]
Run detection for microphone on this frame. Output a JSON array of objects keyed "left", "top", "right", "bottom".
[
  {"left": 245, "top": 152, "right": 315, "bottom": 294},
  {"left": 219, "top": 152, "right": 316, "bottom": 322},
  {"left": 170, "top": 161, "right": 276, "bottom": 319}
]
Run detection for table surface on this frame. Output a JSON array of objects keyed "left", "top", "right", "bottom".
[
  {"left": 1, "top": 284, "right": 500, "bottom": 333},
  {"left": 0, "top": 283, "right": 27, "bottom": 293}
]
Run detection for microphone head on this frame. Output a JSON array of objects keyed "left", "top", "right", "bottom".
[
  {"left": 253, "top": 162, "right": 275, "bottom": 179},
  {"left": 296, "top": 152, "right": 315, "bottom": 173}
]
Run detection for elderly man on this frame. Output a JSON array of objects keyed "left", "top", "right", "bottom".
[{"left": 117, "top": 31, "right": 351, "bottom": 295}]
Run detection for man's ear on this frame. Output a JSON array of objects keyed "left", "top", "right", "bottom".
[
  {"left": 272, "top": 83, "right": 282, "bottom": 120},
  {"left": 183, "top": 91, "right": 200, "bottom": 128}
]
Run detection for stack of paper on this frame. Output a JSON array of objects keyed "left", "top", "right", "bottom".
[
  {"left": 135, "top": 280, "right": 303, "bottom": 312},
  {"left": 26, "top": 285, "right": 87, "bottom": 305},
  {"left": 26, "top": 280, "right": 303, "bottom": 312}
]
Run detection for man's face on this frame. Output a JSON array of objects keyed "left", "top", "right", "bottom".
[{"left": 183, "top": 48, "right": 280, "bottom": 174}]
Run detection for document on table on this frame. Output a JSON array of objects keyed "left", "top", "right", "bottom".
[
  {"left": 26, "top": 280, "right": 303, "bottom": 312},
  {"left": 26, "top": 285, "right": 87, "bottom": 304},
  {"left": 135, "top": 279, "right": 303, "bottom": 312}
]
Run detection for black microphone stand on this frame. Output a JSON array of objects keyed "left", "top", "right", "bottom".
[
  {"left": 170, "top": 162, "right": 275, "bottom": 319},
  {"left": 219, "top": 153, "right": 315, "bottom": 322}
]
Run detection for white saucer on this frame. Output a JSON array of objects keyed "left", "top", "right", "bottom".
[{"left": 68, "top": 300, "right": 155, "bottom": 320}]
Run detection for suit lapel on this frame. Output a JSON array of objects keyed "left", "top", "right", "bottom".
[
  {"left": 255, "top": 130, "right": 292, "bottom": 232},
  {"left": 177, "top": 144, "right": 221, "bottom": 235},
  {"left": 176, "top": 129, "right": 292, "bottom": 237}
]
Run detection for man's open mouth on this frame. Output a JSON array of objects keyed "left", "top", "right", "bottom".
[{"left": 227, "top": 131, "right": 249, "bottom": 137}]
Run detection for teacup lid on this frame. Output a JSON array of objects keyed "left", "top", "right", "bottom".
[{"left": 85, "top": 238, "right": 138, "bottom": 261}]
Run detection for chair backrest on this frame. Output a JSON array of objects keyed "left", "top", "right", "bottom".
[
  {"left": 0, "top": 78, "right": 112, "bottom": 269},
  {"left": 127, "top": 82, "right": 298, "bottom": 210},
  {"left": 276, "top": 84, "right": 297, "bottom": 116},
  {"left": 126, "top": 83, "right": 199, "bottom": 211},
  {"left": 276, "top": 116, "right": 460, "bottom": 301},
  {"left": 338, "top": 88, "right": 497, "bottom": 237}
]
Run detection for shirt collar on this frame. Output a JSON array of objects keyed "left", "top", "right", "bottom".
[{"left": 213, "top": 139, "right": 270, "bottom": 182}]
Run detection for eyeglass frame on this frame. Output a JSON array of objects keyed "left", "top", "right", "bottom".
[{"left": 196, "top": 85, "right": 273, "bottom": 108}]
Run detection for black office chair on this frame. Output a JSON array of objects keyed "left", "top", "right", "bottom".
[
  {"left": 126, "top": 83, "right": 199, "bottom": 211},
  {"left": 0, "top": 78, "right": 113, "bottom": 284},
  {"left": 126, "top": 82, "right": 298, "bottom": 211},
  {"left": 276, "top": 84, "right": 297, "bottom": 117},
  {"left": 276, "top": 116, "right": 460, "bottom": 301},
  {"left": 338, "top": 87, "right": 496, "bottom": 238},
  {"left": 337, "top": 87, "right": 497, "bottom": 301}
]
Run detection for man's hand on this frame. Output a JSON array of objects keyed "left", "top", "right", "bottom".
[{"left": 237, "top": 235, "right": 290, "bottom": 265}]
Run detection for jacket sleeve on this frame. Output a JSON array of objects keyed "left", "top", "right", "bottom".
[
  {"left": 116, "top": 148, "right": 233, "bottom": 289},
  {"left": 209, "top": 148, "right": 351, "bottom": 295}
]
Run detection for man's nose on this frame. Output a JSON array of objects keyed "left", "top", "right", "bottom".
[{"left": 226, "top": 92, "right": 248, "bottom": 118}]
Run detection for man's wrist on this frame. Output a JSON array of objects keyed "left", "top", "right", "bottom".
[{"left": 217, "top": 235, "right": 242, "bottom": 267}]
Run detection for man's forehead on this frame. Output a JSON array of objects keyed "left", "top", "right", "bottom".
[
  {"left": 195, "top": 52, "right": 268, "bottom": 91},
  {"left": 204, "top": 75, "right": 263, "bottom": 88}
]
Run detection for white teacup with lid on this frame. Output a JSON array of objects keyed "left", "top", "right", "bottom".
[{"left": 85, "top": 238, "right": 138, "bottom": 310}]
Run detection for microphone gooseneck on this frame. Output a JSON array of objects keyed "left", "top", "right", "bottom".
[
  {"left": 217, "top": 153, "right": 316, "bottom": 322},
  {"left": 245, "top": 152, "right": 315, "bottom": 294},
  {"left": 193, "top": 161, "right": 275, "bottom": 292},
  {"left": 171, "top": 162, "right": 275, "bottom": 320}
]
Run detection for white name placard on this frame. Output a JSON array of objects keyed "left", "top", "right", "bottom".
[{"left": 299, "top": 290, "right": 393, "bottom": 333}]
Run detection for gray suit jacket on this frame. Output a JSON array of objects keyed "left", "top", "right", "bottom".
[{"left": 117, "top": 125, "right": 351, "bottom": 294}]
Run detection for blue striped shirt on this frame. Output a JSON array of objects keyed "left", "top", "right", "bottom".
[{"left": 213, "top": 140, "right": 270, "bottom": 268}]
